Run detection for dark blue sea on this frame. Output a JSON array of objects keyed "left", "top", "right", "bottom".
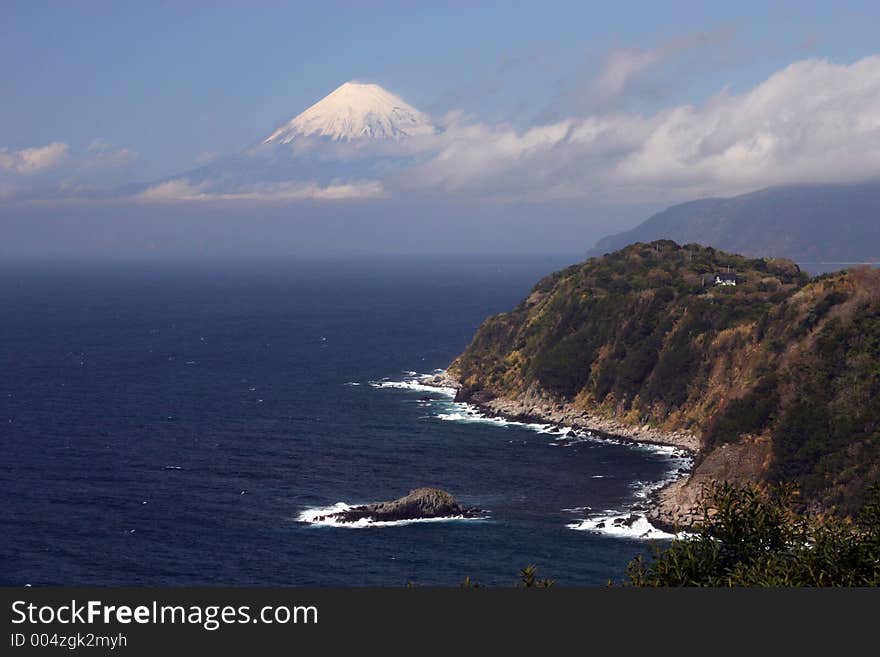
[{"left": 0, "top": 255, "right": 687, "bottom": 586}]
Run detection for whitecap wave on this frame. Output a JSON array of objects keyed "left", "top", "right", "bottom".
[
  {"left": 436, "top": 408, "right": 514, "bottom": 427},
  {"left": 297, "top": 502, "right": 351, "bottom": 523},
  {"left": 567, "top": 513, "right": 677, "bottom": 540},
  {"left": 436, "top": 403, "right": 560, "bottom": 434},
  {"left": 373, "top": 370, "right": 693, "bottom": 477},
  {"left": 370, "top": 369, "right": 694, "bottom": 541},
  {"left": 368, "top": 379, "right": 457, "bottom": 396},
  {"left": 297, "top": 502, "right": 488, "bottom": 528}
]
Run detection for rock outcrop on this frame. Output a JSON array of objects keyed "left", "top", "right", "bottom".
[{"left": 313, "top": 488, "right": 481, "bottom": 524}]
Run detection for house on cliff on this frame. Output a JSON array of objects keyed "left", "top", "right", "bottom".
[{"left": 702, "top": 271, "right": 738, "bottom": 287}]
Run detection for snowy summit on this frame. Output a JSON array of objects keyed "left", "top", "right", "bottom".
[{"left": 264, "top": 81, "right": 435, "bottom": 144}]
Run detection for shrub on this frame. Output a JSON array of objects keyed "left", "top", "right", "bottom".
[{"left": 626, "top": 483, "right": 880, "bottom": 586}]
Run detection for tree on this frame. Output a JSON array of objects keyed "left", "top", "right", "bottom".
[
  {"left": 517, "top": 565, "right": 555, "bottom": 588},
  {"left": 626, "top": 483, "right": 880, "bottom": 586}
]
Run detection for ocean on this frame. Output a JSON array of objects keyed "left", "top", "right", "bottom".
[{"left": 0, "top": 255, "right": 688, "bottom": 586}]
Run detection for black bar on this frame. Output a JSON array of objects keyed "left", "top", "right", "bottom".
[{"left": 1, "top": 587, "right": 875, "bottom": 654}]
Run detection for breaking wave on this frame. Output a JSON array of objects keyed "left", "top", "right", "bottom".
[
  {"left": 297, "top": 502, "right": 488, "bottom": 528},
  {"left": 364, "top": 369, "right": 693, "bottom": 541},
  {"left": 567, "top": 513, "right": 678, "bottom": 540}
]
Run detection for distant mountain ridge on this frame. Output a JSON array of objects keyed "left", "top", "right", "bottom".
[{"left": 591, "top": 181, "right": 880, "bottom": 264}]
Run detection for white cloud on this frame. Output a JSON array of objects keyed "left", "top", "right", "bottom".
[
  {"left": 395, "top": 55, "right": 880, "bottom": 203},
  {"left": 590, "top": 48, "right": 665, "bottom": 106},
  {"left": 84, "top": 139, "right": 139, "bottom": 167},
  {"left": 86, "top": 138, "right": 111, "bottom": 153},
  {"left": 136, "top": 178, "right": 387, "bottom": 202},
  {"left": 0, "top": 142, "right": 69, "bottom": 174},
  {"left": 5, "top": 54, "right": 880, "bottom": 208},
  {"left": 0, "top": 139, "right": 141, "bottom": 201},
  {"left": 575, "top": 26, "right": 738, "bottom": 112}
]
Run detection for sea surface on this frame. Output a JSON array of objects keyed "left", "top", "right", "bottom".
[{"left": 0, "top": 255, "right": 688, "bottom": 586}]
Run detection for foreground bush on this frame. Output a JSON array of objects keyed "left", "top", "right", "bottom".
[{"left": 627, "top": 483, "right": 880, "bottom": 586}]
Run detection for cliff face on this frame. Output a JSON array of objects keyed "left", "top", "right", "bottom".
[{"left": 449, "top": 241, "right": 880, "bottom": 521}]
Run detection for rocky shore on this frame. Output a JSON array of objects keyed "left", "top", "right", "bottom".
[
  {"left": 420, "top": 372, "right": 699, "bottom": 452},
  {"left": 420, "top": 371, "right": 701, "bottom": 529},
  {"left": 646, "top": 435, "right": 771, "bottom": 530}
]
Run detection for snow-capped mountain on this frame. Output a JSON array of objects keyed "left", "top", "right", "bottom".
[
  {"left": 134, "top": 81, "right": 438, "bottom": 202},
  {"left": 263, "top": 81, "right": 435, "bottom": 144}
]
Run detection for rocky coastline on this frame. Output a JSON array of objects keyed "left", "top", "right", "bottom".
[
  {"left": 420, "top": 371, "right": 699, "bottom": 452},
  {"left": 420, "top": 371, "right": 700, "bottom": 530}
]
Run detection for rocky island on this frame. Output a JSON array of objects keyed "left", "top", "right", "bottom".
[
  {"left": 311, "top": 488, "right": 482, "bottom": 524},
  {"left": 440, "top": 240, "right": 880, "bottom": 527}
]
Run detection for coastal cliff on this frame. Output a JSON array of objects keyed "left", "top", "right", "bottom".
[{"left": 446, "top": 241, "right": 880, "bottom": 525}]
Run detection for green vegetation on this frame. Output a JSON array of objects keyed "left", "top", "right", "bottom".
[
  {"left": 450, "top": 241, "right": 880, "bottom": 518},
  {"left": 627, "top": 483, "right": 880, "bottom": 586},
  {"left": 770, "top": 301, "right": 880, "bottom": 514},
  {"left": 516, "top": 565, "right": 555, "bottom": 588},
  {"left": 454, "top": 240, "right": 807, "bottom": 407},
  {"left": 703, "top": 374, "right": 779, "bottom": 451},
  {"left": 456, "top": 565, "right": 556, "bottom": 589}
]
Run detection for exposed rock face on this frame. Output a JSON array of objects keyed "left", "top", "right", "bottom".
[
  {"left": 314, "top": 488, "right": 481, "bottom": 524},
  {"left": 648, "top": 436, "right": 773, "bottom": 529}
]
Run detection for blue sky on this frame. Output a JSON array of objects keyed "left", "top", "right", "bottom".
[
  {"left": 3, "top": 0, "right": 877, "bottom": 176},
  {"left": 3, "top": 1, "right": 880, "bottom": 256}
]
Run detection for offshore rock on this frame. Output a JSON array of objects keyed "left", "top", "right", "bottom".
[{"left": 314, "top": 488, "right": 481, "bottom": 523}]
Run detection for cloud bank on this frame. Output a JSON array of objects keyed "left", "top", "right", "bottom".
[
  {"left": 3, "top": 55, "right": 880, "bottom": 206},
  {"left": 136, "top": 179, "right": 387, "bottom": 202},
  {"left": 395, "top": 55, "right": 880, "bottom": 203},
  {"left": 0, "top": 140, "right": 139, "bottom": 200},
  {"left": 0, "top": 142, "right": 69, "bottom": 174}
]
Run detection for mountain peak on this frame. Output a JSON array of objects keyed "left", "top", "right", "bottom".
[{"left": 264, "top": 81, "right": 435, "bottom": 144}]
